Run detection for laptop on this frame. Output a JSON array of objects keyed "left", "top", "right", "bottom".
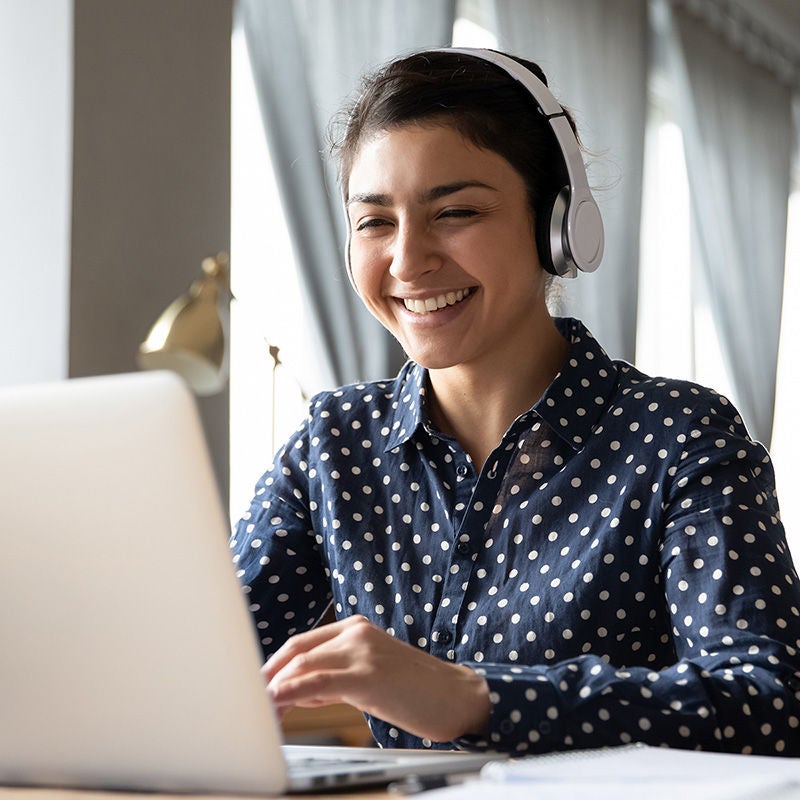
[{"left": 0, "top": 370, "right": 502, "bottom": 795}]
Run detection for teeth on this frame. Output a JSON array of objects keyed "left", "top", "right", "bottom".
[{"left": 403, "top": 288, "right": 471, "bottom": 315}]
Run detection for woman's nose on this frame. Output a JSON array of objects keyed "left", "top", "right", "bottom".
[{"left": 388, "top": 225, "right": 442, "bottom": 282}]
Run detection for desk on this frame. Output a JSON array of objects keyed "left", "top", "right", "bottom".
[
  {"left": 0, "top": 788, "right": 389, "bottom": 800},
  {"left": 281, "top": 703, "right": 373, "bottom": 747}
]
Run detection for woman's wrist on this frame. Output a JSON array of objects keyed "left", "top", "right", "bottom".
[{"left": 453, "top": 664, "right": 492, "bottom": 738}]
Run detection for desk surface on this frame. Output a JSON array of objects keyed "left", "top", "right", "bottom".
[{"left": 0, "top": 788, "right": 388, "bottom": 800}]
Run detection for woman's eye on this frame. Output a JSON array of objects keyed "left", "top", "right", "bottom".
[
  {"left": 355, "top": 218, "right": 390, "bottom": 232},
  {"left": 438, "top": 208, "right": 478, "bottom": 220}
]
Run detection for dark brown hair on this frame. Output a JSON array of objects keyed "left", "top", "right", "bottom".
[{"left": 329, "top": 49, "right": 579, "bottom": 230}]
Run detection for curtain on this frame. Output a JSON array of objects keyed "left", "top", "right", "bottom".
[
  {"left": 663, "top": 0, "right": 794, "bottom": 445},
  {"left": 238, "top": 0, "right": 456, "bottom": 387},
  {"left": 490, "top": 0, "right": 649, "bottom": 363}
]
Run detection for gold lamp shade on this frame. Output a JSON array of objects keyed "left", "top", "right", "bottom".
[{"left": 137, "top": 253, "right": 232, "bottom": 396}]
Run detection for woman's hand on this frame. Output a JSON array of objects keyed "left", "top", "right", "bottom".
[{"left": 262, "top": 615, "right": 491, "bottom": 743}]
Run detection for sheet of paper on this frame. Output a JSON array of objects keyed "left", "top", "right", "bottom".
[
  {"left": 479, "top": 743, "right": 800, "bottom": 783},
  {"left": 423, "top": 777, "right": 800, "bottom": 800}
]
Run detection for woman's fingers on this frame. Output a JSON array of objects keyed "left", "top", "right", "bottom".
[
  {"left": 261, "top": 615, "right": 368, "bottom": 683},
  {"left": 270, "top": 663, "right": 353, "bottom": 709},
  {"left": 262, "top": 616, "right": 492, "bottom": 742},
  {"left": 266, "top": 618, "right": 377, "bottom": 715}
]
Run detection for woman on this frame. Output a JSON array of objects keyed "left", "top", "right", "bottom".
[{"left": 231, "top": 48, "right": 800, "bottom": 755}]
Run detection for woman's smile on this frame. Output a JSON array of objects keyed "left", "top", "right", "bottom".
[{"left": 398, "top": 287, "right": 474, "bottom": 316}]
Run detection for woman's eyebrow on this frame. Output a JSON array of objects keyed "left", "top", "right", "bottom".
[
  {"left": 347, "top": 181, "right": 496, "bottom": 208},
  {"left": 347, "top": 192, "right": 391, "bottom": 208},
  {"left": 422, "top": 180, "right": 496, "bottom": 202}
]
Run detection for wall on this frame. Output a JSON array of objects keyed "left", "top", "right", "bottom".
[
  {"left": 0, "top": 0, "right": 72, "bottom": 386},
  {"left": 70, "top": 0, "right": 233, "bottom": 500}
]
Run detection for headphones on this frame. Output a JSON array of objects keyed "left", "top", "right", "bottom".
[
  {"left": 438, "top": 48, "right": 603, "bottom": 278},
  {"left": 344, "top": 47, "right": 603, "bottom": 283}
]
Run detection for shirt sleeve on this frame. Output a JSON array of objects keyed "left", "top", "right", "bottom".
[
  {"left": 455, "top": 400, "right": 800, "bottom": 756},
  {"left": 229, "top": 405, "right": 332, "bottom": 661}
]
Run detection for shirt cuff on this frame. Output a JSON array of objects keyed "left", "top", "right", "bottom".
[{"left": 453, "top": 662, "right": 565, "bottom": 752}]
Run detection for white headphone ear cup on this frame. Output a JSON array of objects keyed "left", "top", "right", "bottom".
[
  {"left": 570, "top": 196, "right": 604, "bottom": 272},
  {"left": 548, "top": 187, "right": 578, "bottom": 279}
]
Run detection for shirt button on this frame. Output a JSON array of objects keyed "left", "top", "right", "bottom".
[
  {"left": 538, "top": 721, "right": 551, "bottom": 735},
  {"left": 499, "top": 719, "right": 515, "bottom": 735},
  {"left": 456, "top": 464, "right": 468, "bottom": 477},
  {"left": 456, "top": 541, "right": 471, "bottom": 555},
  {"left": 438, "top": 630, "right": 453, "bottom": 645}
]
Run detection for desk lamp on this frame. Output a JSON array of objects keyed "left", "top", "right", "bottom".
[{"left": 137, "top": 252, "right": 232, "bottom": 395}]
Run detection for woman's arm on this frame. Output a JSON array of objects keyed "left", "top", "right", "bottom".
[
  {"left": 453, "top": 406, "right": 800, "bottom": 755},
  {"left": 230, "top": 410, "right": 332, "bottom": 661}
]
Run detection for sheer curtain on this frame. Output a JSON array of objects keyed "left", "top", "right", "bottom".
[
  {"left": 238, "top": 0, "right": 456, "bottom": 387},
  {"left": 663, "top": 0, "right": 794, "bottom": 445},
  {"left": 490, "top": 0, "right": 649, "bottom": 362}
]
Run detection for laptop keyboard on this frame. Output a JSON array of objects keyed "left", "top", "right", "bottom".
[{"left": 287, "top": 754, "right": 394, "bottom": 773}]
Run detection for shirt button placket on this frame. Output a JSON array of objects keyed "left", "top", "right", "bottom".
[{"left": 434, "top": 449, "right": 512, "bottom": 661}]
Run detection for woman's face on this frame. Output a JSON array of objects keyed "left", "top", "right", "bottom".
[{"left": 346, "top": 123, "right": 548, "bottom": 373}]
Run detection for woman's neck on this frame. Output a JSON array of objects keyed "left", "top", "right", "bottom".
[{"left": 426, "top": 315, "right": 568, "bottom": 471}]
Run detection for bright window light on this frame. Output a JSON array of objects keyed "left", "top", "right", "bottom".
[
  {"left": 229, "top": 24, "right": 311, "bottom": 523},
  {"left": 770, "top": 190, "right": 800, "bottom": 557},
  {"left": 452, "top": 16, "right": 498, "bottom": 47},
  {"left": 636, "top": 118, "right": 694, "bottom": 380}
]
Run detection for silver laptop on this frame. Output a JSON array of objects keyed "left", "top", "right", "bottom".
[{"left": 0, "top": 370, "right": 501, "bottom": 795}]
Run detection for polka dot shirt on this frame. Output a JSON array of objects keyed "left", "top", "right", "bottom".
[{"left": 231, "top": 317, "right": 800, "bottom": 756}]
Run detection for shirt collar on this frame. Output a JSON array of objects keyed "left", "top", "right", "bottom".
[
  {"left": 382, "top": 361, "right": 429, "bottom": 452},
  {"left": 535, "top": 317, "right": 619, "bottom": 451},
  {"left": 382, "top": 318, "right": 619, "bottom": 454}
]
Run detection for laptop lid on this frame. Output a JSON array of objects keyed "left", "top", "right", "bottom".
[
  {"left": 0, "top": 371, "right": 287, "bottom": 795},
  {"left": 0, "top": 371, "right": 503, "bottom": 795}
]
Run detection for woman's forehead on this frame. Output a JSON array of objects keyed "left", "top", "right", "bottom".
[
  {"left": 347, "top": 123, "right": 516, "bottom": 195},
  {"left": 346, "top": 120, "right": 482, "bottom": 174}
]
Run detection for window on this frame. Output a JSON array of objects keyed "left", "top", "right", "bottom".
[
  {"left": 771, "top": 188, "right": 800, "bottom": 554},
  {"left": 636, "top": 71, "right": 735, "bottom": 397},
  {"left": 636, "top": 112, "right": 694, "bottom": 382},
  {"left": 229, "top": 23, "right": 312, "bottom": 522}
]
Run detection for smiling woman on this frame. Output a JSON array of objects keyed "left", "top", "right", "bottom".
[{"left": 230, "top": 48, "right": 800, "bottom": 757}]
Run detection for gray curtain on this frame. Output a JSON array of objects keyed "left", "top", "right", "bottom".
[
  {"left": 663, "top": 0, "right": 794, "bottom": 445},
  {"left": 490, "top": 0, "right": 649, "bottom": 363},
  {"left": 239, "top": 0, "right": 456, "bottom": 387}
]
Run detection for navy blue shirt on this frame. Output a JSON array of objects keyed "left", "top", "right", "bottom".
[{"left": 231, "top": 318, "right": 800, "bottom": 755}]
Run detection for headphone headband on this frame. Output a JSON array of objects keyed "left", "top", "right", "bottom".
[{"left": 430, "top": 47, "right": 604, "bottom": 277}]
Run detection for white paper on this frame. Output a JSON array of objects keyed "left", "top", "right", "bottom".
[
  {"left": 417, "top": 746, "right": 800, "bottom": 800},
  {"left": 480, "top": 743, "right": 800, "bottom": 783},
  {"left": 423, "top": 776, "right": 800, "bottom": 800}
]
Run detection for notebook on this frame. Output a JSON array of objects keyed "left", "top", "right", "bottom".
[{"left": 0, "top": 370, "right": 501, "bottom": 795}]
